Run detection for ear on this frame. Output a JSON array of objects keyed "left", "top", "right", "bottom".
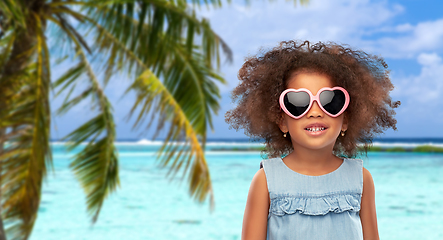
[
  {"left": 278, "top": 113, "right": 289, "bottom": 133},
  {"left": 341, "top": 114, "right": 348, "bottom": 132}
]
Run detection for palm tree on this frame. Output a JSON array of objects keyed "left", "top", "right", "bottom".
[{"left": 0, "top": 0, "right": 307, "bottom": 239}]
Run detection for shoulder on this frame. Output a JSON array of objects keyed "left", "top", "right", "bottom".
[
  {"left": 247, "top": 168, "right": 270, "bottom": 202},
  {"left": 250, "top": 168, "right": 268, "bottom": 193},
  {"left": 362, "top": 167, "right": 375, "bottom": 195},
  {"left": 245, "top": 168, "right": 270, "bottom": 213},
  {"left": 362, "top": 167, "right": 374, "bottom": 183}
]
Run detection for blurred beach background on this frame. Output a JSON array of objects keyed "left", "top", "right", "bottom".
[
  {"left": 31, "top": 139, "right": 443, "bottom": 239},
  {"left": 1, "top": 0, "right": 443, "bottom": 239}
]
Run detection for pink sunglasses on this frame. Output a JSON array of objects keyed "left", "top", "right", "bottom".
[{"left": 279, "top": 87, "right": 350, "bottom": 119}]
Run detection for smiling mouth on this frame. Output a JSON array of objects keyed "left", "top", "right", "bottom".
[{"left": 305, "top": 127, "right": 327, "bottom": 132}]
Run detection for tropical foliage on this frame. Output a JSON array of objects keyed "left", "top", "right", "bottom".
[{"left": 0, "top": 0, "right": 307, "bottom": 239}]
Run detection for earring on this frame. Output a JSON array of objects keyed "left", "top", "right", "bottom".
[
  {"left": 283, "top": 132, "right": 288, "bottom": 137},
  {"left": 341, "top": 130, "right": 346, "bottom": 137}
]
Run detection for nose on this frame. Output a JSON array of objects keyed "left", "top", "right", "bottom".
[{"left": 307, "top": 100, "right": 324, "bottom": 118}]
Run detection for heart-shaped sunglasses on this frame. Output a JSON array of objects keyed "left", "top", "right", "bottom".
[{"left": 279, "top": 87, "right": 350, "bottom": 119}]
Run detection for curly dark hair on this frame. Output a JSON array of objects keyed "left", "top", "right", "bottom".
[{"left": 225, "top": 40, "right": 400, "bottom": 158}]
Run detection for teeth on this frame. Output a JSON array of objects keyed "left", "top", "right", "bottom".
[{"left": 306, "top": 127, "right": 325, "bottom": 132}]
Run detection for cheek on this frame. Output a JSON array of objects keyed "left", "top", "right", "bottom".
[
  {"left": 278, "top": 114, "right": 290, "bottom": 132},
  {"left": 281, "top": 115, "right": 302, "bottom": 133},
  {"left": 333, "top": 116, "right": 345, "bottom": 132}
]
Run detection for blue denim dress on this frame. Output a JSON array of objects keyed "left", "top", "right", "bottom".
[{"left": 260, "top": 158, "right": 363, "bottom": 240}]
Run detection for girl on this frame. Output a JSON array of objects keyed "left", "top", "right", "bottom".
[{"left": 226, "top": 40, "right": 400, "bottom": 240}]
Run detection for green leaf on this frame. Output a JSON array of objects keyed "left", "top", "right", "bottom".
[
  {"left": 1, "top": 14, "right": 52, "bottom": 240},
  {"left": 58, "top": 48, "right": 120, "bottom": 223}
]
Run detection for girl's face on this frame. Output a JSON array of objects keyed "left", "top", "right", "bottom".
[{"left": 279, "top": 72, "right": 348, "bottom": 152}]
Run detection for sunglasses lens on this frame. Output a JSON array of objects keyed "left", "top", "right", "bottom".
[
  {"left": 284, "top": 91, "right": 310, "bottom": 117},
  {"left": 320, "top": 90, "right": 346, "bottom": 115}
]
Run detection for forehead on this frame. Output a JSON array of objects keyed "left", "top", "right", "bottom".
[{"left": 286, "top": 72, "right": 334, "bottom": 94}]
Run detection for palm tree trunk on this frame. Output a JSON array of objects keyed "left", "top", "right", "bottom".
[
  {"left": 0, "top": 29, "right": 36, "bottom": 240},
  {"left": 0, "top": 29, "right": 36, "bottom": 85},
  {"left": 0, "top": 127, "right": 7, "bottom": 240}
]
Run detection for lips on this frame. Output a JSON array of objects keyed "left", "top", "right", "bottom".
[
  {"left": 304, "top": 122, "right": 329, "bottom": 135},
  {"left": 304, "top": 122, "right": 328, "bottom": 130}
]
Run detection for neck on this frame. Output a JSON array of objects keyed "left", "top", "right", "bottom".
[{"left": 283, "top": 144, "right": 339, "bottom": 174}]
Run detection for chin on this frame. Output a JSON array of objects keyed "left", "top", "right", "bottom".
[{"left": 293, "top": 139, "right": 337, "bottom": 151}]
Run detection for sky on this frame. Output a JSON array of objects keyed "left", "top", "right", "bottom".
[{"left": 50, "top": 0, "right": 443, "bottom": 141}]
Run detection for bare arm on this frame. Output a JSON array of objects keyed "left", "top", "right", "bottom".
[
  {"left": 360, "top": 167, "right": 380, "bottom": 240},
  {"left": 241, "top": 168, "right": 270, "bottom": 240}
]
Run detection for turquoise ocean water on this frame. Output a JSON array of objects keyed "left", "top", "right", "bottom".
[{"left": 29, "top": 140, "right": 443, "bottom": 240}]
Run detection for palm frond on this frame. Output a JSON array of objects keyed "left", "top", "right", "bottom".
[
  {"left": 76, "top": 0, "right": 232, "bottom": 206},
  {"left": 125, "top": 68, "right": 213, "bottom": 204},
  {"left": 0, "top": 13, "right": 52, "bottom": 240},
  {"left": 80, "top": 16, "right": 217, "bottom": 204},
  {"left": 51, "top": 13, "right": 91, "bottom": 54},
  {"left": 87, "top": 1, "right": 232, "bottom": 73},
  {"left": 163, "top": 43, "right": 226, "bottom": 134},
  {"left": 51, "top": 62, "right": 84, "bottom": 99},
  {"left": 84, "top": 2, "right": 226, "bottom": 128},
  {"left": 0, "top": 32, "right": 15, "bottom": 73},
  {"left": 56, "top": 47, "right": 120, "bottom": 223},
  {"left": 0, "top": 0, "right": 27, "bottom": 29}
]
